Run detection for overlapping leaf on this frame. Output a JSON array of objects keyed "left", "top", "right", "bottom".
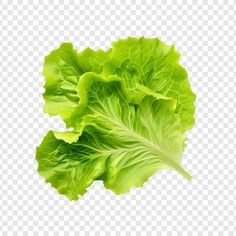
[
  {"left": 43, "top": 43, "right": 111, "bottom": 127},
  {"left": 36, "top": 37, "right": 195, "bottom": 200},
  {"left": 105, "top": 37, "right": 196, "bottom": 131}
]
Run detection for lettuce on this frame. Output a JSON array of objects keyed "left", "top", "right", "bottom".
[{"left": 36, "top": 37, "right": 196, "bottom": 200}]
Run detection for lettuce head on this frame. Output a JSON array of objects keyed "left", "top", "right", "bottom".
[{"left": 36, "top": 37, "right": 196, "bottom": 200}]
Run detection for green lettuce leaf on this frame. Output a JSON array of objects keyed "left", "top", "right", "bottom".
[
  {"left": 42, "top": 38, "right": 195, "bottom": 131},
  {"left": 36, "top": 74, "right": 191, "bottom": 200},
  {"left": 43, "top": 43, "right": 111, "bottom": 127},
  {"left": 104, "top": 37, "right": 196, "bottom": 131},
  {"left": 36, "top": 131, "right": 107, "bottom": 200},
  {"left": 37, "top": 37, "right": 195, "bottom": 200}
]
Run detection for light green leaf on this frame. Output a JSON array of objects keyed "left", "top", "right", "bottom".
[
  {"left": 43, "top": 43, "right": 111, "bottom": 127},
  {"left": 36, "top": 131, "right": 107, "bottom": 200},
  {"left": 43, "top": 43, "right": 81, "bottom": 124},
  {"left": 37, "top": 37, "right": 195, "bottom": 200},
  {"left": 105, "top": 37, "right": 196, "bottom": 131},
  {"left": 36, "top": 75, "right": 191, "bottom": 199}
]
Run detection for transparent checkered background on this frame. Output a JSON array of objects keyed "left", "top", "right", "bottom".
[{"left": 0, "top": 0, "right": 235, "bottom": 234}]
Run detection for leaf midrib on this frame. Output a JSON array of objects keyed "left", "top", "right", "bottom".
[{"left": 88, "top": 106, "right": 191, "bottom": 179}]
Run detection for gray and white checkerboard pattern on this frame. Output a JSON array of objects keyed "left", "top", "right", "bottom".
[{"left": 0, "top": 0, "right": 235, "bottom": 234}]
